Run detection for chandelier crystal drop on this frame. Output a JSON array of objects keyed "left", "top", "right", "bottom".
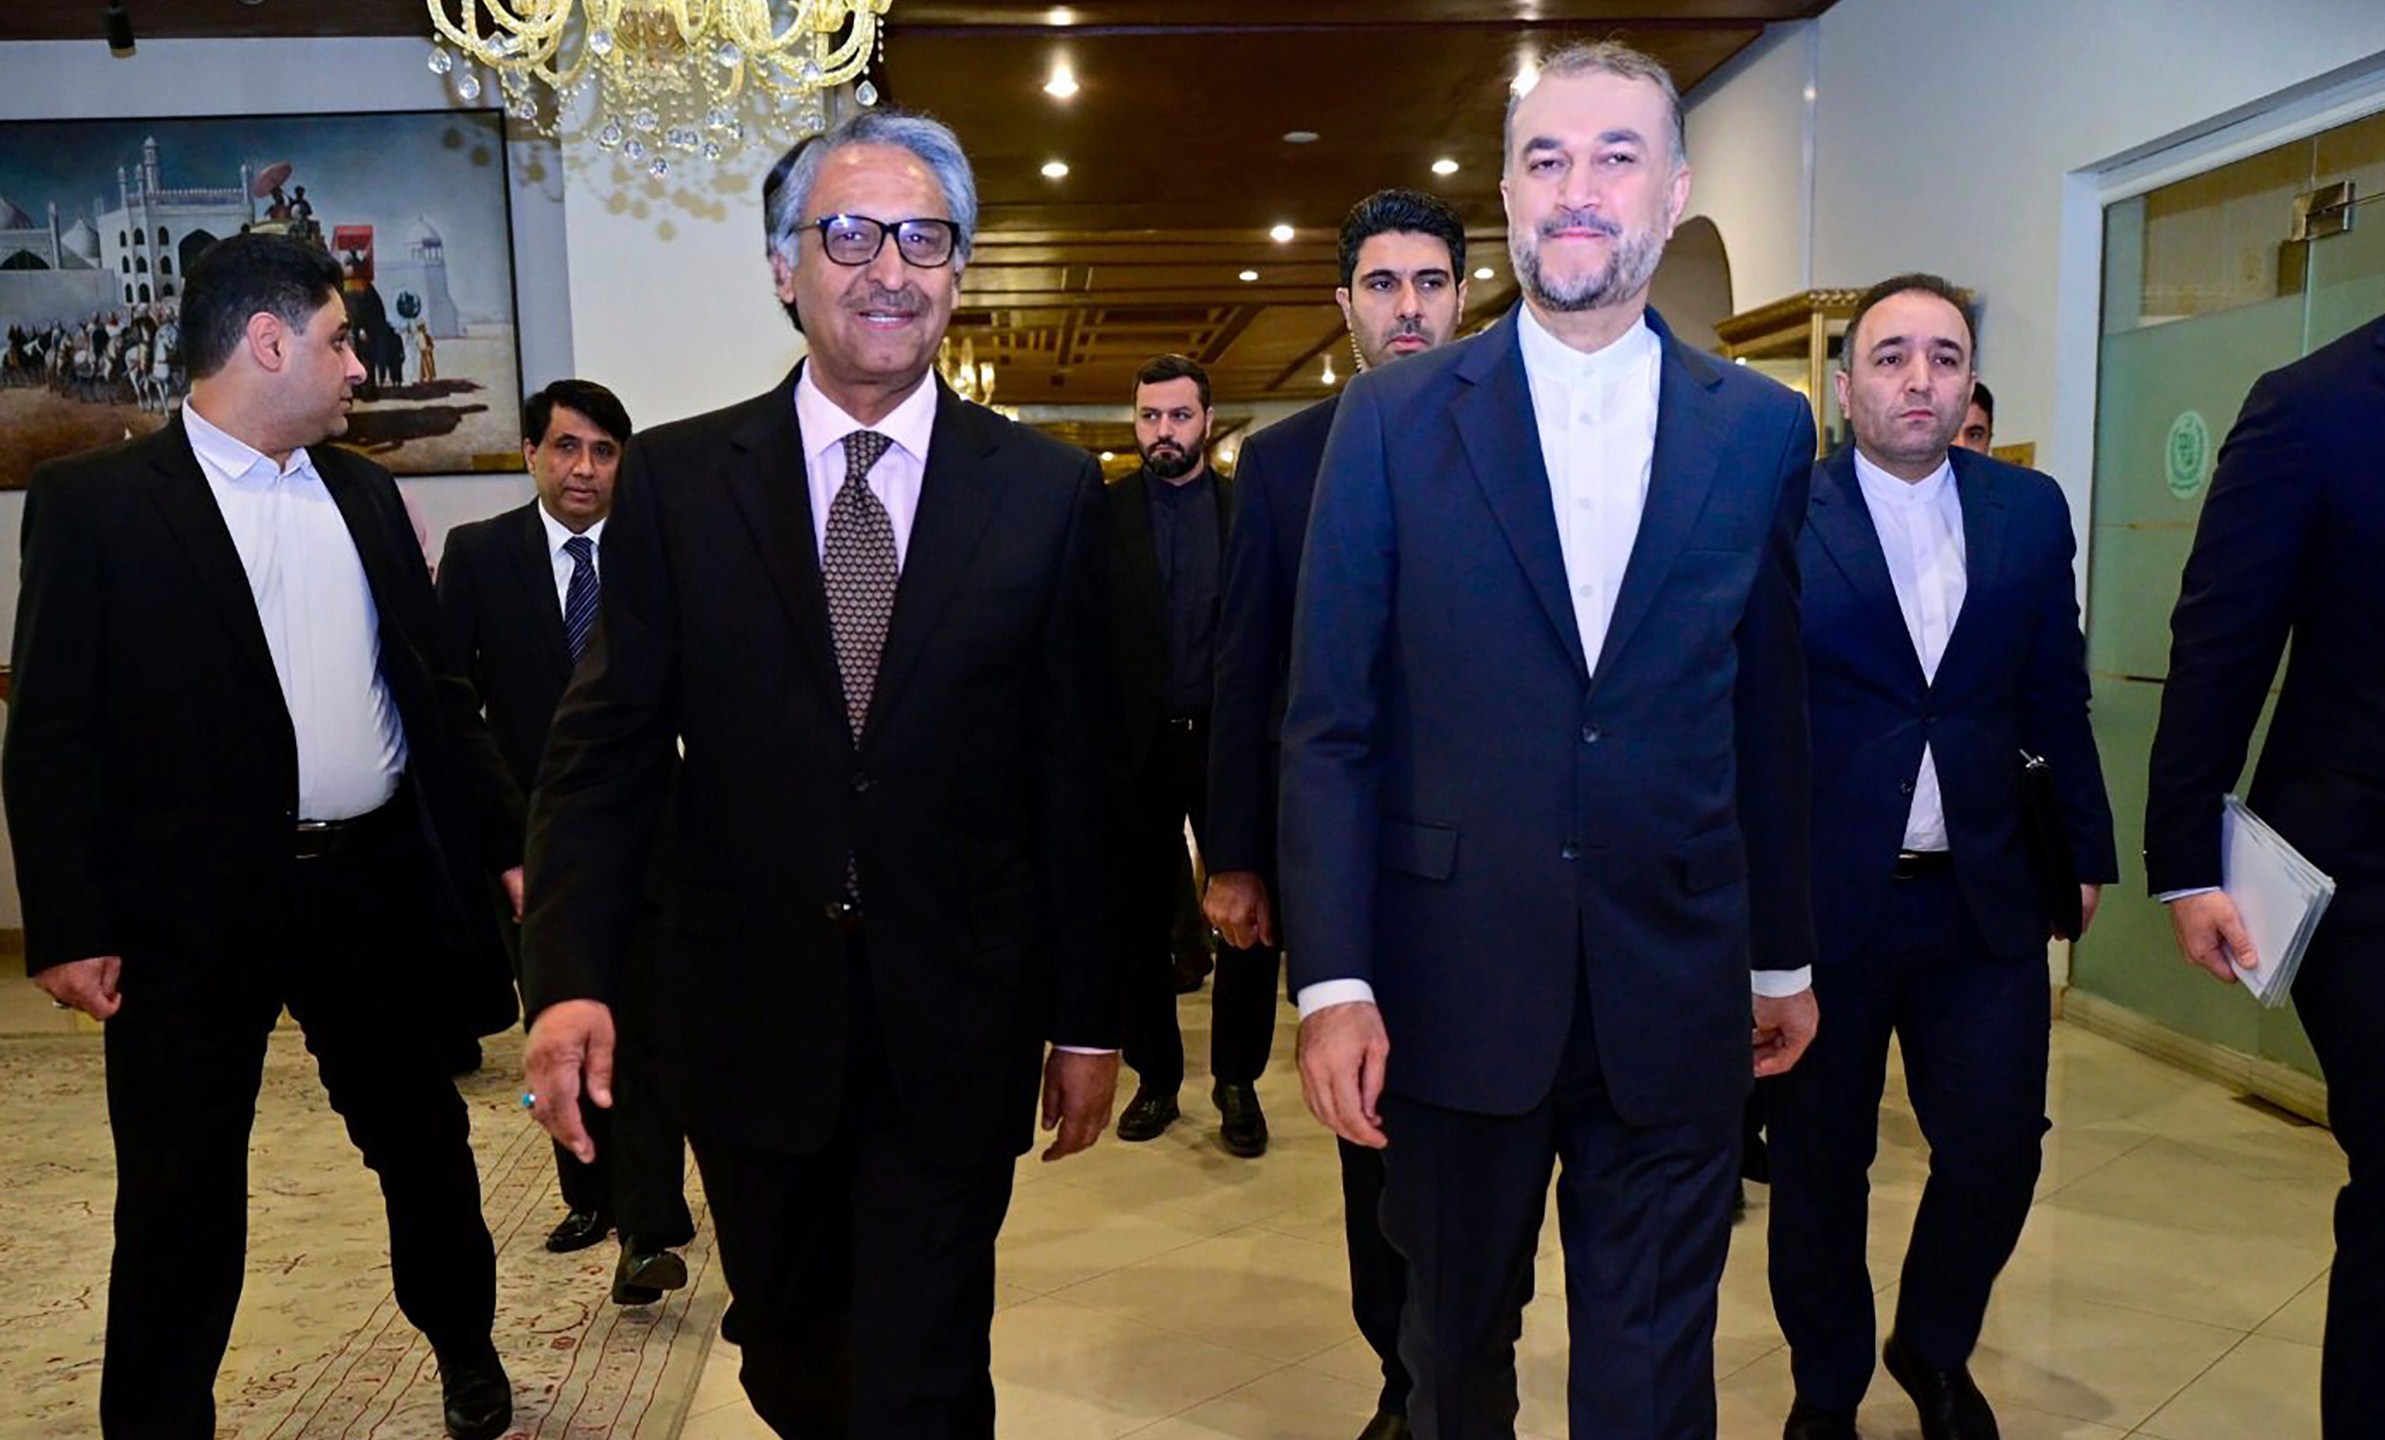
[{"left": 426, "top": 1, "right": 892, "bottom": 160}]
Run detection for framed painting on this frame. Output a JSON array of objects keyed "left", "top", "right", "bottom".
[{"left": 0, "top": 107, "right": 527, "bottom": 487}]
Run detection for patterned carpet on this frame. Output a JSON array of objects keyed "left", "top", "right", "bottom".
[{"left": 0, "top": 1028, "right": 722, "bottom": 1440}]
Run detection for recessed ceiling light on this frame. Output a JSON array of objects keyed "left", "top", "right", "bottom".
[
  {"left": 1049, "top": 5, "right": 1075, "bottom": 22},
  {"left": 1474, "top": 266, "right": 1494, "bottom": 280},
  {"left": 1041, "top": 160, "right": 1069, "bottom": 179},
  {"left": 1282, "top": 130, "right": 1319, "bottom": 144},
  {"left": 1099, "top": 450, "right": 1115, "bottom": 461},
  {"left": 1238, "top": 269, "right": 1259, "bottom": 282},
  {"left": 1268, "top": 223, "right": 1295, "bottom": 243},
  {"left": 1044, "top": 62, "right": 1079, "bottom": 99},
  {"left": 1431, "top": 157, "right": 1459, "bottom": 176}
]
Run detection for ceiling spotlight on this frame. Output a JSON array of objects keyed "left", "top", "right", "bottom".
[
  {"left": 1322, "top": 355, "right": 1337, "bottom": 386},
  {"left": 1268, "top": 223, "right": 1295, "bottom": 243},
  {"left": 1040, "top": 160, "right": 1069, "bottom": 179},
  {"left": 1043, "top": 62, "right": 1079, "bottom": 99},
  {"left": 1431, "top": 157, "right": 1459, "bottom": 176},
  {"left": 1099, "top": 450, "right": 1115, "bottom": 461},
  {"left": 1048, "top": 5, "right": 1075, "bottom": 22},
  {"left": 104, "top": 0, "right": 136, "bottom": 57},
  {"left": 1238, "top": 269, "right": 1259, "bottom": 282},
  {"left": 1282, "top": 130, "right": 1319, "bottom": 144},
  {"left": 1474, "top": 267, "right": 1494, "bottom": 280}
]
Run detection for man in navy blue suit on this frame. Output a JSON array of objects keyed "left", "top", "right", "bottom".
[
  {"left": 2146, "top": 312, "right": 2385, "bottom": 1440},
  {"left": 1207, "top": 187, "right": 1471, "bottom": 1440},
  {"left": 1766, "top": 274, "right": 2116, "bottom": 1440},
  {"left": 1281, "top": 42, "right": 1819, "bottom": 1440}
]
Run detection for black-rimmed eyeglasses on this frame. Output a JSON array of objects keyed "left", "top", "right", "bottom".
[{"left": 807, "top": 214, "right": 965, "bottom": 268}]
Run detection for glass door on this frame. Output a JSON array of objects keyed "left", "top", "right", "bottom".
[{"left": 2073, "top": 107, "right": 2385, "bottom": 1083}]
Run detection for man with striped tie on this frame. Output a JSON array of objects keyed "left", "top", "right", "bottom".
[{"left": 437, "top": 379, "right": 694, "bottom": 1303}]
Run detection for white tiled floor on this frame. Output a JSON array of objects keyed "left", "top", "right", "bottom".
[{"left": 671, "top": 999, "right": 2350, "bottom": 1440}]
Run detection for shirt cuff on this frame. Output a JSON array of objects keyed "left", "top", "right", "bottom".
[
  {"left": 1053, "top": 1045, "right": 1119, "bottom": 1056},
  {"left": 1295, "top": 979, "right": 1377, "bottom": 1019},
  {"left": 2157, "top": 887, "right": 2221, "bottom": 904},
  {"left": 1751, "top": 967, "right": 1812, "bottom": 998}
]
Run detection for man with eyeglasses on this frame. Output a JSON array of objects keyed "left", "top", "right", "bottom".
[{"left": 518, "top": 111, "right": 1122, "bottom": 1439}]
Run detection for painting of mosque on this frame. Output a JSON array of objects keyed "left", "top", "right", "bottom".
[{"left": 0, "top": 109, "right": 525, "bottom": 487}]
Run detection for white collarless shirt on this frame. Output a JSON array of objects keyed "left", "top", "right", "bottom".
[
  {"left": 1852, "top": 449, "right": 1967, "bottom": 851},
  {"left": 538, "top": 505, "right": 606, "bottom": 615},
  {"left": 794, "top": 363, "right": 937, "bottom": 568},
  {"left": 183, "top": 401, "right": 406, "bottom": 821},
  {"left": 1516, "top": 305, "right": 1662, "bottom": 675}
]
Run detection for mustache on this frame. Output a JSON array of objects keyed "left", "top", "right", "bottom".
[
  {"left": 1538, "top": 207, "right": 1622, "bottom": 239},
  {"left": 846, "top": 285, "right": 927, "bottom": 315}
]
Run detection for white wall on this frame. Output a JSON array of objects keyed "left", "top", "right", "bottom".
[{"left": 1681, "top": 0, "right": 2385, "bottom": 516}]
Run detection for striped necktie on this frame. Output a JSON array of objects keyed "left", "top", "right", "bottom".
[{"left": 562, "top": 534, "right": 598, "bottom": 663}]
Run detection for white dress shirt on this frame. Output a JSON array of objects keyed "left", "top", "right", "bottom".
[
  {"left": 1298, "top": 307, "right": 1809, "bottom": 1018},
  {"left": 795, "top": 362, "right": 935, "bottom": 567},
  {"left": 1852, "top": 449, "right": 1967, "bottom": 852},
  {"left": 537, "top": 505, "right": 606, "bottom": 614},
  {"left": 183, "top": 401, "right": 406, "bottom": 821}
]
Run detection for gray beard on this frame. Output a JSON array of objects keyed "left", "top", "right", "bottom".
[{"left": 1511, "top": 226, "right": 1665, "bottom": 313}]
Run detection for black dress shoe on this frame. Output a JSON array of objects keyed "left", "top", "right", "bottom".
[
  {"left": 1213, "top": 1081, "right": 1269, "bottom": 1158},
  {"left": 612, "top": 1241, "right": 690, "bottom": 1305},
  {"left": 1116, "top": 1087, "right": 1180, "bottom": 1142},
  {"left": 545, "top": 1207, "right": 613, "bottom": 1253},
  {"left": 1884, "top": 1332, "right": 1998, "bottom": 1440},
  {"left": 437, "top": 1346, "right": 512, "bottom": 1440},
  {"left": 1783, "top": 1397, "right": 1859, "bottom": 1440},
  {"left": 1356, "top": 1409, "right": 1412, "bottom": 1440}
]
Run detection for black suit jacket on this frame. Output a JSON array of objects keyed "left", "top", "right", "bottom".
[
  {"left": 437, "top": 499, "right": 577, "bottom": 794},
  {"left": 1281, "top": 307, "right": 1816, "bottom": 1124},
  {"left": 4, "top": 415, "right": 522, "bottom": 1030},
  {"left": 2146, "top": 316, "right": 2385, "bottom": 933},
  {"left": 1803, "top": 445, "right": 2118, "bottom": 963},
  {"left": 1206, "top": 395, "right": 1337, "bottom": 877},
  {"left": 1106, "top": 465, "right": 1232, "bottom": 773},
  {"left": 522, "top": 370, "right": 1120, "bottom": 1162}
]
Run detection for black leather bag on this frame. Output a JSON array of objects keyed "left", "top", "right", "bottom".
[{"left": 2020, "top": 749, "right": 2083, "bottom": 940}]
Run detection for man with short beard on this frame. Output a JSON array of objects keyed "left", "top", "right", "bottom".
[
  {"left": 1205, "top": 186, "right": 1469, "bottom": 1440},
  {"left": 1767, "top": 273, "right": 2113, "bottom": 1440},
  {"left": 1107, "top": 353, "right": 1280, "bottom": 1156},
  {"left": 1281, "top": 42, "right": 1820, "bottom": 1439}
]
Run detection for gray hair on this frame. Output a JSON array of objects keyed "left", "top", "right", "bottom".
[
  {"left": 763, "top": 109, "right": 980, "bottom": 272},
  {"left": 1503, "top": 40, "right": 1688, "bottom": 175}
]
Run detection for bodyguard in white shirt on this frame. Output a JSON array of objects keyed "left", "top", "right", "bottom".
[{"left": 1768, "top": 274, "right": 2118, "bottom": 1440}]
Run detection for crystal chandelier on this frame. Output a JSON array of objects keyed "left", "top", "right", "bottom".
[{"left": 425, "top": 1, "right": 892, "bottom": 175}]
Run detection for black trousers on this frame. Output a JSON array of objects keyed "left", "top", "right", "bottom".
[
  {"left": 98, "top": 818, "right": 496, "bottom": 1440},
  {"left": 2287, "top": 923, "right": 2385, "bottom": 1440},
  {"left": 1766, "top": 869, "right": 2050, "bottom": 1410},
  {"left": 1123, "top": 719, "right": 1278, "bottom": 1094},
  {"left": 1378, "top": 970, "right": 1738, "bottom": 1440},
  {"left": 509, "top": 909, "right": 694, "bottom": 1247},
  {"left": 1340, "top": 1138, "right": 1415, "bottom": 1417},
  {"left": 689, "top": 932, "right": 1018, "bottom": 1440}
]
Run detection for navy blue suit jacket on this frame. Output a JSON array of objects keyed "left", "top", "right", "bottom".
[
  {"left": 1802, "top": 446, "right": 2118, "bottom": 965},
  {"left": 2146, "top": 316, "right": 2385, "bottom": 933},
  {"left": 1206, "top": 394, "right": 1338, "bottom": 878},
  {"left": 1280, "top": 307, "right": 1816, "bottom": 1125}
]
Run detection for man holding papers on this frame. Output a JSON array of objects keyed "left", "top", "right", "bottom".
[
  {"left": 1766, "top": 274, "right": 2116, "bottom": 1440},
  {"left": 2146, "top": 312, "right": 2385, "bottom": 1440}
]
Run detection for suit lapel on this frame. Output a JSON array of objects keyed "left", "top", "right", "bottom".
[
  {"left": 316, "top": 450, "right": 429, "bottom": 699},
  {"left": 1112, "top": 465, "right": 1164, "bottom": 641},
  {"left": 1938, "top": 447, "right": 2008, "bottom": 677},
  {"left": 506, "top": 500, "right": 572, "bottom": 674},
  {"left": 1452, "top": 310, "right": 1587, "bottom": 682},
  {"left": 141, "top": 416, "right": 283, "bottom": 702},
  {"left": 1590, "top": 314, "right": 1725, "bottom": 692},
  {"left": 1809, "top": 448, "right": 1927, "bottom": 687},
  {"left": 869, "top": 382, "right": 1009, "bottom": 733},
  {"left": 722, "top": 369, "right": 847, "bottom": 722}
]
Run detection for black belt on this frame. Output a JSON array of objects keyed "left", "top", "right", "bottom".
[
  {"left": 1892, "top": 849, "right": 1954, "bottom": 880},
  {"left": 292, "top": 790, "right": 408, "bottom": 861},
  {"left": 1164, "top": 716, "right": 1204, "bottom": 734},
  {"left": 821, "top": 900, "right": 866, "bottom": 934}
]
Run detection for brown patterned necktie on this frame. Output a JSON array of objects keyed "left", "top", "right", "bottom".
[{"left": 822, "top": 429, "right": 898, "bottom": 740}]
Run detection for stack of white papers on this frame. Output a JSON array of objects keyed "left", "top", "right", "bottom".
[{"left": 2222, "top": 795, "right": 2336, "bottom": 1008}]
